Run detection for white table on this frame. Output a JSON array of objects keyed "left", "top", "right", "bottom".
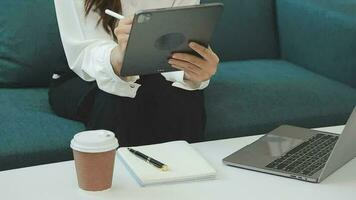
[{"left": 1, "top": 125, "right": 355, "bottom": 200}]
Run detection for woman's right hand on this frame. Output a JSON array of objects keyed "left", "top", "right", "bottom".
[{"left": 110, "top": 17, "right": 134, "bottom": 76}]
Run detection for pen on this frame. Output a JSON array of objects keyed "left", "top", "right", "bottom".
[
  {"left": 128, "top": 148, "right": 169, "bottom": 171},
  {"left": 105, "top": 9, "right": 125, "bottom": 20}
]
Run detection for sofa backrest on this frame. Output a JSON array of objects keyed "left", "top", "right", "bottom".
[
  {"left": 201, "top": 0, "right": 280, "bottom": 61},
  {"left": 277, "top": 0, "right": 356, "bottom": 88},
  {"left": 0, "top": 0, "right": 66, "bottom": 87},
  {"left": 0, "top": 0, "right": 281, "bottom": 87}
]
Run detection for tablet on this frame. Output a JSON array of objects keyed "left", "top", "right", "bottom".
[{"left": 120, "top": 3, "right": 224, "bottom": 76}]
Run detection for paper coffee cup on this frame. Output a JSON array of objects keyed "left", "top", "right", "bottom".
[{"left": 70, "top": 130, "right": 119, "bottom": 191}]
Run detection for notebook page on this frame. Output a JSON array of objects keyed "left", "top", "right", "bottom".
[{"left": 117, "top": 140, "right": 216, "bottom": 186}]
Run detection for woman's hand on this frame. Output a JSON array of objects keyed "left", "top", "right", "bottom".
[
  {"left": 110, "top": 17, "right": 133, "bottom": 76},
  {"left": 169, "top": 42, "right": 220, "bottom": 84}
]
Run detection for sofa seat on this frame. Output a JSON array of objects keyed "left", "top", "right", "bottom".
[
  {"left": 0, "top": 88, "right": 84, "bottom": 171},
  {"left": 1, "top": 60, "right": 356, "bottom": 170},
  {"left": 205, "top": 60, "right": 356, "bottom": 140}
]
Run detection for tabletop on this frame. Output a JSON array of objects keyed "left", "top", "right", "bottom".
[{"left": 1, "top": 125, "right": 355, "bottom": 200}]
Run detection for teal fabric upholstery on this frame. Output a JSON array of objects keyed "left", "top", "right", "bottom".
[
  {"left": 277, "top": 0, "right": 356, "bottom": 88},
  {"left": 1, "top": 0, "right": 356, "bottom": 171},
  {"left": 205, "top": 60, "right": 356, "bottom": 140},
  {"left": 0, "top": 88, "right": 84, "bottom": 171},
  {"left": 201, "top": 0, "right": 280, "bottom": 61},
  {"left": 0, "top": 0, "right": 66, "bottom": 87}
]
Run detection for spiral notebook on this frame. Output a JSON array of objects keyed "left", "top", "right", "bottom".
[{"left": 117, "top": 141, "right": 216, "bottom": 186}]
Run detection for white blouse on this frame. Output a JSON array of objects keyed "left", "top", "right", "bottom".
[{"left": 53, "top": 0, "right": 209, "bottom": 98}]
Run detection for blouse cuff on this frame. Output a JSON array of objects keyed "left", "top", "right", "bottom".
[
  {"left": 92, "top": 42, "right": 141, "bottom": 98},
  {"left": 171, "top": 71, "right": 210, "bottom": 90}
]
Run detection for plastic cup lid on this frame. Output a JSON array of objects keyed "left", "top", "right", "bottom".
[{"left": 70, "top": 130, "right": 119, "bottom": 153}]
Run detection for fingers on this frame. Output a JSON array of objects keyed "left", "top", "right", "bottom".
[
  {"left": 114, "top": 16, "right": 134, "bottom": 52},
  {"left": 114, "top": 16, "right": 134, "bottom": 36},
  {"left": 114, "top": 25, "right": 131, "bottom": 35},
  {"left": 171, "top": 51, "right": 217, "bottom": 76},
  {"left": 169, "top": 44, "right": 220, "bottom": 83},
  {"left": 119, "top": 16, "right": 134, "bottom": 25},
  {"left": 172, "top": 63, "right": 210, "bottom": 83},
  {"left": 171, "top": 53, "right": 205, "bottom": 69},
  {"left": 189, "top": 42, "right": 219, "bottom": 63},
  {"left": 168, "top": 59, "right": 200, "bottom": 75}
]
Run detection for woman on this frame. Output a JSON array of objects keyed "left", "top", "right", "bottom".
[{"left": 50, "top": 0, "right": 219, "bottom": 146}]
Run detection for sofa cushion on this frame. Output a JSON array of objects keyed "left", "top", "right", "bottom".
[
  {"left": 0, "top": 88, "right": 84, "bottom": 171},
  {"left": 0, "top": 0, "right": 67, "bottom": 87},
  {"left": 277, "top": 0, "right": 356, "bottom": 88},
  {"left": 201, "top": 0, "right": 280, "bottom": 61},
  {"left": 205, "top": 60, "right": 356, "bottom": 140}
]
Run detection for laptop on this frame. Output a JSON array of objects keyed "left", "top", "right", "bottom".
[{"left": 223, "top": 107, "right": 356, "bottom": 183}]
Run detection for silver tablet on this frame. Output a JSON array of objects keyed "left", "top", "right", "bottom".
[{"left": 120, "top": 3, "right": 224, "bottom": 76}]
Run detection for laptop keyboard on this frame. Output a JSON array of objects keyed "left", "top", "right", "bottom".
[{"left": 265, "top": 134, "right": 338, "bottom": 176}]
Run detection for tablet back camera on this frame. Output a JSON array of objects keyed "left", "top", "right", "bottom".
[{"left": 137, "top": 13, "right": 152, "bottom": 23}]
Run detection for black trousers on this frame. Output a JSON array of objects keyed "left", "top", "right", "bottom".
[{"left": 48, "top": 73, "right": 206, "bottom": 147}]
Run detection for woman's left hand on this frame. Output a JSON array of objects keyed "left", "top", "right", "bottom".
[{"left": 169, "top": 42, "right": 220, "bottom": 84}]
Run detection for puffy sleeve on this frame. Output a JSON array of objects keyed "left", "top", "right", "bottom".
[{"left": 54, "top": 0, "right": 140, "bottom": 98}]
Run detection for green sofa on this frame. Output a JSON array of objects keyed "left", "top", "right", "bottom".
[{"left": 1, "top": 0, "right": 355, "bottom": 171}]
